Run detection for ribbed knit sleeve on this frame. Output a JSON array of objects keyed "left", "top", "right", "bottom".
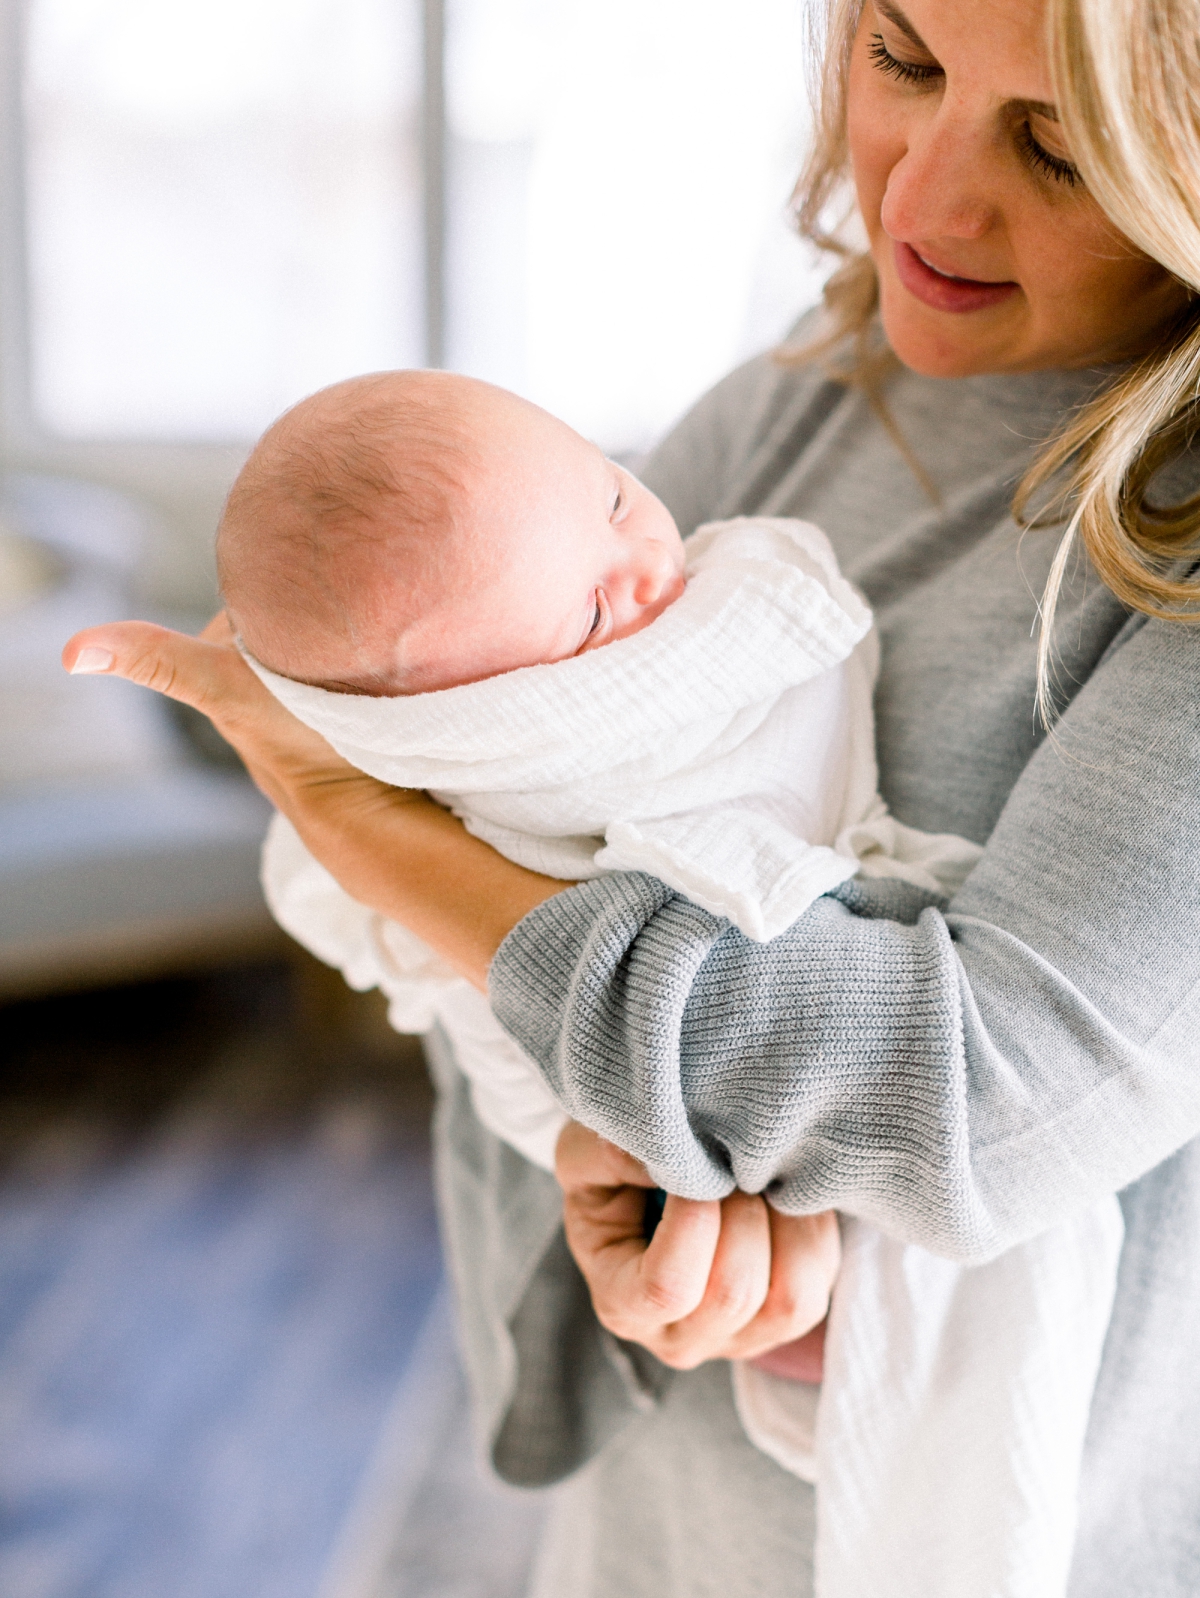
[{"left": 490, "top": 614, "right": 1200, "bottom": 1264}]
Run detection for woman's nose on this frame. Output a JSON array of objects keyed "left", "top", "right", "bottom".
[{"left": 879, "top": 104, "right": 999, "bottom": 243}]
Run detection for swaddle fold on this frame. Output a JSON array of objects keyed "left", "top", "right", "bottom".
[{"left": 247, "top": 517, "right": 868, "bottom": 790}]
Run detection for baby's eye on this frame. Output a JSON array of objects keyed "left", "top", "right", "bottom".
[
  {"left": 578, "top": 588, "right": 610, "bottom": 654},
  {"left": 611, "top": 486, "right": 623, "bottom": 519}
]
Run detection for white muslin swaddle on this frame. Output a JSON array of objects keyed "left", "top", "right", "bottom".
[{"left": 250, "top": 515, "right": 1122, "bottom": 1598}]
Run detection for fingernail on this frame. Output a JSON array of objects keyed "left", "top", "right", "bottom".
[{"left": 70, "top": 647, "right": 114, "bottom": 675}]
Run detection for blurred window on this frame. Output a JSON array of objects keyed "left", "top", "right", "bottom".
[
  {"left": 23, "top": 0, "right": 424, "bottom": 439},
  {"left": 15, "top": 0, "right": 822, "bottom": 454},
  {"left": 444, "top": 0, "right": 824, "bottom": 452}
]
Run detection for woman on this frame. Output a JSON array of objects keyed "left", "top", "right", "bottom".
[{"left": 67, "top": 0, "right": 1200, "bottom": 1589}]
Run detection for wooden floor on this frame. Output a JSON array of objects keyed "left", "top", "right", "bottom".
[{"left": 0, "top": 958, "right": 457, "bottom": 1598}]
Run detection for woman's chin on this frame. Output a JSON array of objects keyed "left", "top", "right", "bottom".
[
  {"left": 879, "top": 290, "right": 1030, "bottom": 379},
  {"left": 882, "top": 318, "right": 1014, "bottom": 378}
]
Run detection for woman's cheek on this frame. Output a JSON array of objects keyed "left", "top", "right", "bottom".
[{"left": 1013, "top": 203, "right": 1181, "bottom": 364}]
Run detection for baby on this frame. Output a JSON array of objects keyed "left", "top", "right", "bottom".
[
  {"left": 220, "top": 369, "right": 689, "bottom": 699},
  {"left": 219, "top": 368, "right": 980, "bottom": 1175}
]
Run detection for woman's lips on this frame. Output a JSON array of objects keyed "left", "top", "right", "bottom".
[{"left": 893, "top": 240, "right": 1019, "bottom": 314}]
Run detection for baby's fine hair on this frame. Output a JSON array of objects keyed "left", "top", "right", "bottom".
[{"left": 216, "top": 369, "right": 472, "bottom": 605}]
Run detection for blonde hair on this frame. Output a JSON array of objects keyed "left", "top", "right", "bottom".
[{"left": 791, "top": 0, "right": 1200, "bottom": 719}]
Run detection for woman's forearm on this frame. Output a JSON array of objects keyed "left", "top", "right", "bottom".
[
  {"left": 286, "top": 782, "right": 566, "bottom": 990},
  {"left": 490, "top": 616, "right": 1200, "bottom": 1262}
]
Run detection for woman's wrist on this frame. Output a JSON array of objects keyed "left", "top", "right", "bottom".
[{"left": 289, "top": 782, "right": 566, "bottom": 990}]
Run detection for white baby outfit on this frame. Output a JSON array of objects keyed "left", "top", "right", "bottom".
[
  {"left": 253, "top": 517, "right": 979, "bottom": 1167},
  {"left": 250, "top": 516, "right": 1122, "bottom": 1598}
]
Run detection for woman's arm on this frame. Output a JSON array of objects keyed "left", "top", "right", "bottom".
[
  {"left": 63, "top": 339, "right": 817, "bottom": 985},
  {"left": 488, "top": 611, "right": 1200, "bottom": 1264},
  {"left": 65, "top": 612, "right": 842, "bottom": 1371}
]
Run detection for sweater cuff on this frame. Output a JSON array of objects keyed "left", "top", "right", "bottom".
[{"left": 489, "top": 871, "right": 679, "bottom": 1078}]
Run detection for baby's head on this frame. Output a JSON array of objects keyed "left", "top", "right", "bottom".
[{"left": 217, "top": 370, "right": 685, "bottom": 695}]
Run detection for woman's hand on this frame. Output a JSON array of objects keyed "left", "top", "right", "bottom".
[
  {"left": 66, "top": 613, "right": 385, "bottom": 814},
  {"left": 62, "top": 615, "right": 566, "bottom": 986},
  {"left": 556, "top": 1120, "right": 840, "bottom": 1370}
]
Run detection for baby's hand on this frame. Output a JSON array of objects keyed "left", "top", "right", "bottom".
[{"left": 555, "top": 1121, "right": 840, "bottom": 1370}]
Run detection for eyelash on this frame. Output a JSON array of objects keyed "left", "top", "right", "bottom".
[
  {"left": 867, "top": 34, "right": 1080, "bottom": 188},
  {"left": 867, "top": 32, "right": 938, "bottom": 85},
  {"left": 1013, "top": 121, "right": 1078, "bottom": 187}
]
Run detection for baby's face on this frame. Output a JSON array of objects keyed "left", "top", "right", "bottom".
[{"left": 402, "top": 400, "right": 687, "bottom": 691}]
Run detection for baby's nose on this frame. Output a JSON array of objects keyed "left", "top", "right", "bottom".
[{"left": 631, "top": 540, "right": 677, "bottom": 604}]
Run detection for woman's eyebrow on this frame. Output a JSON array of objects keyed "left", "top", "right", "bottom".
[
  {"left": 874, "top": 0, "right": 1061, "bottom": 120},
  {"left": 874, "top": 0, "right": 931, "bottom": 51}
]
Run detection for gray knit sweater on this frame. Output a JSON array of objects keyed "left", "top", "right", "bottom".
[{"left": 436, "top": 339, "right": 1200, "bottom": 1595}]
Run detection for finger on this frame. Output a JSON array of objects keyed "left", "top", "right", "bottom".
[
  {"left": 555, "top": 1118, "right": 721, "bottom": 1339},
  {"left": 764, "top": 1207, "right": 841, "bottom": 1326},
  {"left": 63, "top": 620, "right": 255, "bottom": 718},
  {"left": 652, "top": 1190, "right": 773, "bottom": 1369},
  {"left": 199, "top": 609, "right": 236, "bottom": 645},
  {"left": 62, "top": 618, "right": 344, "bottom": 796},
  {"left": 634, "top": 1194, "right": 725, "bottom": 1321},
  {"left": 564, "top": 1182, "right": 721, "bottom": 1343},
  {"left": 723, "top": 1208, "right": 842, "bottom": 1363}
]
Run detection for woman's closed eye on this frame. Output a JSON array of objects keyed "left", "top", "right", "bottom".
[
  {"left": 1016, "top": 118, "right": 1079, "bottom": 188},
  {"left": 867, "top": 32, "right": 940, "bottom": 87},
  {"left": 867, "top": 33, "right": 1080, "bottom": 188}
]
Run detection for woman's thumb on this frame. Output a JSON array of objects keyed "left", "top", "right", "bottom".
[{"left": 62, "top": 619, "right": 238, "bottom": 717}]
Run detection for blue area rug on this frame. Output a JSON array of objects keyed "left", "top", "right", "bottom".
[{"left": 0, "top": 962, "right": 444, "bottom": 1598}]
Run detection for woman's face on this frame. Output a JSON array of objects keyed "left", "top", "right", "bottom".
[{"left": 847, "top": 0, "right": 1189, "bottom": 376}]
